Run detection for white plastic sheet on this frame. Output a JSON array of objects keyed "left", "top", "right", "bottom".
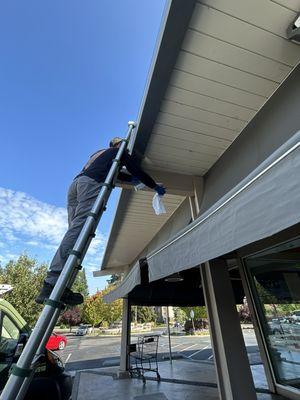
[{"left": 152, "top": 193, "right": 166, "bottom": 215}]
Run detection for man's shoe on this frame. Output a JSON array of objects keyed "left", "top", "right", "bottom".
[
  {"left": 61, "top": 287, "right": 84, "bottom": 306},
  {"left": 35, "top": 283, "right": 83, "bottom": 306}
]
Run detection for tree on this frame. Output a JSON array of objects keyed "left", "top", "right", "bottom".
[
  {"left": 132, "top": 306, "right": 156, "bottom": 323},
  {"left": 173, "top": 307, "right": 187, "bottom": 325},
  {"left": 82, "top": 285, "right": 122, "bottom": 327},
  {"left": 0, "top": 255, "right": 47, "bottom": 326},
  {"left": 180, "top": 307, "right": 208, "bottom": 333},
  {"left": 72, "top": 269, "right": 89, "bottom": 298},
  {"left": 60, "top": 307, "right": 81, "bottom": 332},
  {"left": 181, "top": 306, "right": 207, "bottom": 319},
  {"left": 255, "top": 279, "right": 299, "bottom": 318},
  {"left": 82, "top": 293, "right": 103, "bottom": 327}
]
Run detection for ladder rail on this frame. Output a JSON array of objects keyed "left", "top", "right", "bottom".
[
  {"left": 15, "top": 309, "right": 61, "bottom": 400},
  {"left": 0, "top": 121, "right": 136, "bottom": 400}
]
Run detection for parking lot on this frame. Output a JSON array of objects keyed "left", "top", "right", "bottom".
[{"left": 57, "top": 329, "right": 260, "bottom": 372}]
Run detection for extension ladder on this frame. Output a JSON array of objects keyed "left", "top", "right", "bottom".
[{"left": 0, "top": 121, "right": 136, "bottom": 400}]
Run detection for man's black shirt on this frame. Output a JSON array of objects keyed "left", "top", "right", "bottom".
[{"left": 76, "top": 147, "right": 156, "bottom": 189}]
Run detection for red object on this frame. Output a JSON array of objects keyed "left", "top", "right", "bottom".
[{"left": 46, "top": 332, "right": 67, "bottom": 351}]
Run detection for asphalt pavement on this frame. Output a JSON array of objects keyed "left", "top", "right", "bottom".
[{"left": 56, "top": 329, "right": 261, "bottom": 372}]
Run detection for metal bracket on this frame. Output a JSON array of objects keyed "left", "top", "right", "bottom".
[
  {"left": 69, "top": 250, "right": 82, "bottom": 259},
  {"left": 11, "top": 365, "right": 32, "bottom": 378},
  {"left": 87, "top": 212, "right": 98, "bottom": 220},
  {"left": 45, "top": 299, "right": 64, "bottom": 309}
]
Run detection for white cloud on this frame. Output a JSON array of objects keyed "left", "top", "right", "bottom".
[
  {"left": 0, "top": 187, "right": 107, "bottom": 268},
  {"left": 25, "top": 240, "right": 39, "bottom": 246},
  {"left": 0, "top": 187, "right": 67, "bottom": 245}
]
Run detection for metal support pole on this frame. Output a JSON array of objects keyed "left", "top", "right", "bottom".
[
  {"left": 166, "top": 307, "right": 172, "bottom": 364},
  {"left": 0, "top": 121, "right": 136, "bottom": 400},
  {"left": 119, "top": 298, "right": 131, "bottom": 378}
]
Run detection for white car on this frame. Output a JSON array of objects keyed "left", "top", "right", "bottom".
[
  {"left": 76, "top": 325, "right": 92, "bottom": 336},
  {"left": 291, "top": 310, "right": 300, "bottom": 323}
]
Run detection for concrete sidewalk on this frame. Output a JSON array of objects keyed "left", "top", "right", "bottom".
[{"left": 72, "top": 359, "right": 288, "bottom": 400}]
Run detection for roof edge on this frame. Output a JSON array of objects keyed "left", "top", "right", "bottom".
[
  {"left": 98, "top": 0, "right": 197, "bottom": 273},
  {"left": 131, "top": 0, "right": 197, "bottom": 160}
]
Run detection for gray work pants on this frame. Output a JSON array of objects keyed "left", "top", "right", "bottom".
[{"left": 45, "top": 175, "right": 101, "bottom": 286}]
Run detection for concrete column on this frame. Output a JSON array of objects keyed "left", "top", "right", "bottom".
[
  {"left": 119, "top": 298, "right": 131, "bottom": 378},
  {"left": 201, "top": 260, "right": 257, "bottom": 400}
]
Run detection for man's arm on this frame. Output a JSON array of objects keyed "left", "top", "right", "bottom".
[
  {"left": 117, "top": 171, "right": 133, "bottom": 183},
  {"left": 121, "top": 152, "right": 157, "bottom": 189}
]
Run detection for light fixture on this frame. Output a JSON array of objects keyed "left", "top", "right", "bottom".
[
  {"left": 287, "top": 14, "right": 300, "bottom": 43},
  {"left": 164, "top": 272, "right": 184, "bottom": 283}
]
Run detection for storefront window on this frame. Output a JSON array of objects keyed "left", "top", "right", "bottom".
[{"left": 244, "top": 238, "right": 300, "bottom": 390}]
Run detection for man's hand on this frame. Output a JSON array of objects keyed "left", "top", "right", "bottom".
[{"left": 154, "top": 185, "right": 166, "bottom": 196}]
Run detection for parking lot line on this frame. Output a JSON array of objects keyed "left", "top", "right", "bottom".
[
  {"left": 189, "top": 345, "right": 209, "bottom": 358},
  {"left": 65, "top": 353, "right": 72, "bottom": 364},
  {"left": 171, "top": 344, "right": 182, "bottom": 349},
  {"left": 180, "top": 343, "right": 198, "bottom": 352}
]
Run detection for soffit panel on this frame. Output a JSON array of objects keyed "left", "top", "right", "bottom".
[
  {"left": 160, "top": 101, "right": 246, "bottom": 131},
  {"left": 143, "top": 0, "right": 300, "bottom": 176},
  {"left": 199, "top": 0, "right": 298, "bottom": 38},
  {"left": 169, "top": 69, "right": 265, "bottom": 110},
  {"left": 175, "top": 51, "right": 278, "bottom": 97},
  {"left": 271, "top": 0, "right": 300, "bottom": 12},
  {"left": 190, "top": 3, "right": 298, "bottom": 65},
  {"left": 102, "top": 190, "right": 184, "bottom": 269}
]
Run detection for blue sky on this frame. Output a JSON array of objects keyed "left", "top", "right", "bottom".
[{"left": 0, "top": 0, "right": 166, "bottom": 294}]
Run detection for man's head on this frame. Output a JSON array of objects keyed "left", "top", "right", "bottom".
[{"left": 109, "top": 137, "right": 123, "bottom": 148}]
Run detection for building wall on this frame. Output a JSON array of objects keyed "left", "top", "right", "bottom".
[{"left": 200, "top": 64, "right": 300, "bottom": 213}]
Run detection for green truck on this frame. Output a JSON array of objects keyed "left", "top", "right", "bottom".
[{"left": 0, "top": 289, "right": 72, "bottom": 399}]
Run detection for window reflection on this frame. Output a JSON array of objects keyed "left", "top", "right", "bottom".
[{"left": 245, "top": 238, "right": 300, "bottom": 390}]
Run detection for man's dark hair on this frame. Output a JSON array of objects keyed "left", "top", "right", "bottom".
[{"left": 109, "top": 137, "right": 122, "bottom": 147}]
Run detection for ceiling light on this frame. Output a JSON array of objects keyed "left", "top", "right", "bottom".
[
  {"left": 164, "top": 272, "right": 184, "bottom": 283},
  {"left": 287, "top": 14, "right": 300, "bottom": 43},
  {"left": 294, "top": 15, "right": 300, "bottom": 28}
]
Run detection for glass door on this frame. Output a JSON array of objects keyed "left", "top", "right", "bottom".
[{"left": 244, "top": 237, "right": 300, "bottom": 394}]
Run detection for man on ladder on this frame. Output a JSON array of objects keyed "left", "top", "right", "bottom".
[{"left": 36, "top": 137, "right": 166, "bottom": 305}]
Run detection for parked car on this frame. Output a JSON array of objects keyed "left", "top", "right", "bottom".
[
  {"left": 46, "top": 332, "right": 67, "bottom": 351},
  {"left": 0, "top": 298, "right": 72, "bottom": 399},
  {"left": 76, "top": 324, "right": 92, "bottom": 336},
  {"left": 290, "top": 310, "right": 300, "bottom": 323}
]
